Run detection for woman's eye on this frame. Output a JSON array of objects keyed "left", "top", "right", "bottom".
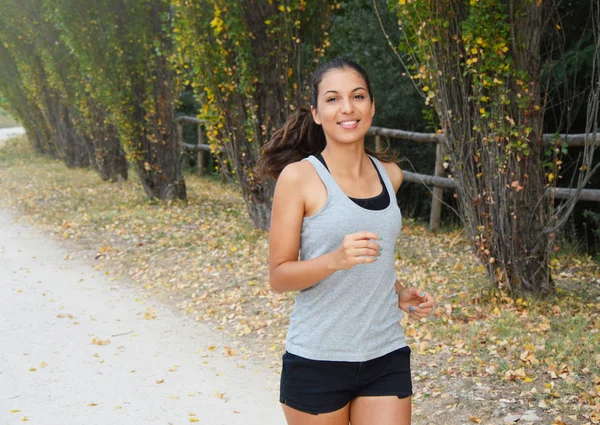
[
  {"left": 326, "top": 97, "right": 337, "bottom": 102},
  {"left": 355, "top": 94, "right": 365, "bottom": 99}
]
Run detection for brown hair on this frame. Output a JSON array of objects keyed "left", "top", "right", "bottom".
[{"left": 256, "top": 58, "right": 397, "bottom": 179}]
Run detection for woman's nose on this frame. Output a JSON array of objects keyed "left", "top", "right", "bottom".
[{"left": 340, "top": 98, "right": 353, "bottom": 114}]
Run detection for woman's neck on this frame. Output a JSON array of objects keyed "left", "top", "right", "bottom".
[{"left": 320, "top": 142, "right": 370, "bottom": 179}]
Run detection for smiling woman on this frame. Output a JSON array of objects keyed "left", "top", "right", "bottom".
[{"left": 256, "top": 59, "right": 436, "bottom": 425}]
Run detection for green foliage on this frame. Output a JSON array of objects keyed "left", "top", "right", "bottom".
[
  {"left": 172, "top": 0, "right": 336, "bottom": 150},
  {"left": 172, "top": 0, "right": 338, "bottom": 228},
  {"left": 45, "top": 0, "right": 185, "bottom": 198},
  {"left": 393, "top": 0, "right": 564, "bottom": 293}
]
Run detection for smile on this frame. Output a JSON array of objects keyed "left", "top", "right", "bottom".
[{"left": 338, "top": 120, "right": 359, "bottom": 129}]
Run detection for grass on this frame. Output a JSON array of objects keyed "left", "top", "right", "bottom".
[{"left": 1, "top": 136, "right": 599, "bottom": 424}]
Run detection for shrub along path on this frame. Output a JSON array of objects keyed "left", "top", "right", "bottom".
[{"left": 1, "top": 135, "right": 599, "bottom": 424}]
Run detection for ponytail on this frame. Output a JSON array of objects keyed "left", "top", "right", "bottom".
[{"left": 256, "top": 107, "right": 325, "bottom": 180}]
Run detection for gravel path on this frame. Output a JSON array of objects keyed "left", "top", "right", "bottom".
[
  {"left": 0, "top": 129, "right": 284, "bottom": 425},
  {"left": 0, "top": 127, "right": 25, "bottom": 148}
]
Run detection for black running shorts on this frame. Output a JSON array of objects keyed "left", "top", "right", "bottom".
[{"left": 279, "top": 346, "right": 412, "bottom": 415}]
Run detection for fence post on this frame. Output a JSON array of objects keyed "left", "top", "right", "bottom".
[
  {"left": 375, "top": 134, "right": 383, "bottom": 152},
  {"left": 197, "top": 124, "right": 204, "bottom": 177},
  {"left": 176, "top": 120, "right": 183, "bottom": 148},
  {"left": 177, "top": 120, "right": 185, "bottom": 169},
  {"left": 429, "top": 140, "right": 445, "bottom": 233}
]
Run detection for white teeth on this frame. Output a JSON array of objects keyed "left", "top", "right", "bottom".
[{"left": 339, "top": 120, "right": 358, "bottom": 125}]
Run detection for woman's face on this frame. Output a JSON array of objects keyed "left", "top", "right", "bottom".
[{"left": 311, "top": 67, "right": 375, "bottom": 145}]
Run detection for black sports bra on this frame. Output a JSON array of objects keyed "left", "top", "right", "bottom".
[{"left": 315, "top": 153, "right": 391, "bottom": 211}]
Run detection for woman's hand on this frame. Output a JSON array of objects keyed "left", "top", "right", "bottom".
[
  {"left": 331, "top": 231, "right": 381, "bottom": 270},
  {"left": 397, "top": 285, "right": 435, "bottom": 319}
]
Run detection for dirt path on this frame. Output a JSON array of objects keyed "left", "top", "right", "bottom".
[
  {"left": 0, "top": 127, "right": 25, "bottom": 149},
  {"left": 0, "top": 208, "right": 284, "bottom": 425}
]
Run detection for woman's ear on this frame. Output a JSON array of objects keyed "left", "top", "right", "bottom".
[
  {"left": 311, "top": 105, "right": 322, "bottom": 125},
  {"left": 371, "top": 99, "right": 376, "bottom": 117}
]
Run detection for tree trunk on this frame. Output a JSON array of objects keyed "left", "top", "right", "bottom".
[
  {"left": 127, "top": 50, "right": 186, "bottom": 199},
  {"left": 422, "top": 0, "right": 554, "bottom": 294},
  {"left": 92, "top": 120, "right": 128, "bottom": 181}
]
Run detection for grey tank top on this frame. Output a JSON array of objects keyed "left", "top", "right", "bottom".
[{"left": 285, "top": 154, "right": 406, "bottom": 362}]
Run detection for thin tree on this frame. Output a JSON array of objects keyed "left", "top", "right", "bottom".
[
  {"left": 172, "top": 0, "right": 339, "bottom": 229},
  {"left": 48, "top": 0, "right": 185, "bottom": 199},
  {"left": 383, "top": 0, "right": 600, "bottom": 294}
]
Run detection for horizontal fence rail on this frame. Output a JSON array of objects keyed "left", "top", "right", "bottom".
[{"left": 176, "top": 115, "right": 599, "bottom": 231}]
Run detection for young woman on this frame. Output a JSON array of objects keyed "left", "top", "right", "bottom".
[{"left": 256, "top": 58, "right": 436, "bottom": 425}]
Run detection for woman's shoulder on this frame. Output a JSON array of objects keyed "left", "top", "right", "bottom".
[
  {"left": 377, "top": 158, "right": 404, "bottom": 192},
  {"left": 278, "top": 158, "right": 316, "bottom": 182},
  {"left": 276, "top": 157, "right": 321, "bottom": 192}
]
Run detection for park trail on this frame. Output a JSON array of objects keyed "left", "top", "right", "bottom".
[
  {"left": 0, "top": 127, "right": 25, "bottom": 148},
  {"left": 0, "top": 129, "right": 285, "bottom": 425}
]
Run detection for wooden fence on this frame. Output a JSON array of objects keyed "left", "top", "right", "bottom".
[{"left": 177, "top": 115, "right": 600, "bottom": 232}]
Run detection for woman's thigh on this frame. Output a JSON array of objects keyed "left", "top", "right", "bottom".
[
  {"left": 349, "top": 396, "right": 411, "bottom": 425},
  {"left": 283, "top": 402, "right": 350, "bottom": 425}
]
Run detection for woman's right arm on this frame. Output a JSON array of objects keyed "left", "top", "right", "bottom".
[{"left": 268, "top": 163, "right": 380, "bottom": 293}]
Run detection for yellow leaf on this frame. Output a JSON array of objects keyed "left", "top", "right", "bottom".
[
  {"left": 399, "top": 0, "right": 406, "bottom": 4},
  {"left": 88, "top": 403, "right": 98, "bottom": 406},
  {"left": 21, "top": 417, "right": 28, "bottom": 422},
  {"left": 91, "top": 337, "right": 110, "bottom": 346},
  {"left": 40, "top": 362, "right": 47, "bottom": 368},
  {"left": 156, "top": 379, "right": 165, "bottom": 384},
  {"left": 189, "top": 419, "right": 200, "bottom": 423},
  {"left": 470, "top": 416, "right": 482, "bottom": 423},
  {"left": 29, "top": 368, "right": 36, "bottom": 372},
  {"left": 208, "top": 345, "right": 216, "bottom": 351},
  {"left": 11, "top": 410, "right": 21, "bottom": 413}
]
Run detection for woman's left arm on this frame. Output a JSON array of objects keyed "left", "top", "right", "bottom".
[
  {"left": 395, "top": 280, "right": 436, "bottom": 319},
  {"left": 385, "top": 161, "right": 436, "bottom": 318}
]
